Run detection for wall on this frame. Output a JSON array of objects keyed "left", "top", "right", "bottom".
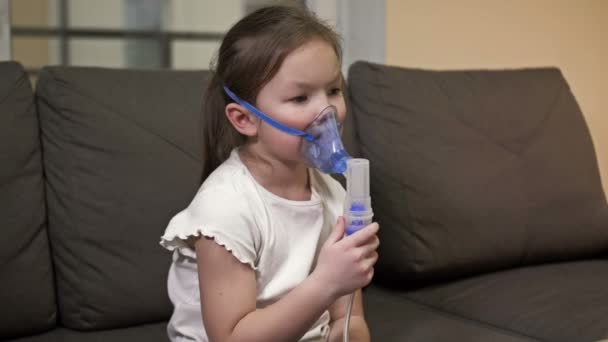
[{"left": 386, "top": 0, "right": 608, "bottom": 195}]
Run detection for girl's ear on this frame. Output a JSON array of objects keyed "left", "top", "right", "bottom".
[{"left": 225, "top": 103, "right": 259, "bottom": 137}]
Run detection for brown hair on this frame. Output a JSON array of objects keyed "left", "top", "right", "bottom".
[{"left": 202, "top": 5, "right": 342, "bottom": 179}]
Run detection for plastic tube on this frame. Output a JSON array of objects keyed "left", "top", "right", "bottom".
[
  {"left": 342, "top": 158, "right": 372, "bottom": 342},
  {"left": 343, "top": 292, "right": 355, "bottom": 342}
]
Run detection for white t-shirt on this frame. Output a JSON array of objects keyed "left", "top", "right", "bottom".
[{"left": 160, "top": 149, "right": 346, "bottom": 342}]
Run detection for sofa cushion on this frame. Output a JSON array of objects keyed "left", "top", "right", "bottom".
[
  {"left": 8, "top": 322, "right": 168, "bottom": 342},
  {"left": 363, "top": 285, "right": 538, "bottom": 342},
  {"left": 347, "top": 61, "right": 608, "bottom": 283},
  {"left": 0, "top": 62, "right": 56, "bottom": 338},
  {"left": 36, "top": 66, "right": 209, "bottom": 330},
  {"left": 406, "top": 259, "right": 608, "bottom": 342}
]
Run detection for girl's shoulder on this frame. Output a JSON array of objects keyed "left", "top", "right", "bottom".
[
  {"left": 160, "top": 151, "right": 263, "bottom": 264},
  {"left": 186, "top": 150, "right": 260, "bottom": 223},
  {"left": 199, "top": 149, "right": 250, "bottom": 192}
]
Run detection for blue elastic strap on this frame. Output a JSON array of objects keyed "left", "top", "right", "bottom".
[{"left": 223, "top": 86, "right": 315, "bottom": 142}]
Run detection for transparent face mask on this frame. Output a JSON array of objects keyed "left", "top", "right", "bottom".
[
  {"left": 224, "top": 86, "right": 351, "bottom": 174},
  {"left": 300, "top": 105, "right": 351, "bottom": 174}
]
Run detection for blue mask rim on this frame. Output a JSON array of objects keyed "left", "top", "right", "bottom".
[{"left": 223, "top": 86, "right": 315, "bottom": 142}]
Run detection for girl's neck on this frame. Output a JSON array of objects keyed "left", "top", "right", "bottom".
[{"left": 238, "top": 146, "right": 312, "bottom": 201}]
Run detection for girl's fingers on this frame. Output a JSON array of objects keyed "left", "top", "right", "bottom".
[
  {"left": 362, "top": 251, "right": 378, "bottom": 270},
  {"left": 357, "top": 236, "right": 379, "bottom": 256},
  {"left": 343, "top": 222, "right": 379, "bottom": 248}
]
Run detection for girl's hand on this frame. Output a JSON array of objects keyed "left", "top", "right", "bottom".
[{"left": 312, "top": 217, "right": 379, "bottom": 299}]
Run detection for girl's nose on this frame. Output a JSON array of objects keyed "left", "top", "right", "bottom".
[{"left": 316, "top": 93, "right": 336, "bottom": 113}]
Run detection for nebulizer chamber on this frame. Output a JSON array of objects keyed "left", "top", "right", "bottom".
[{"left": 343, "top": 159, "right": 373, "bottom": 235}]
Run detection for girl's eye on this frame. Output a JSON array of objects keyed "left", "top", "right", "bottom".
[
  {"left": 329, "top": 88, "right": 342, "bottom": 96},
  {"left": 290, "top": 95, "right": 308, "bottom": 103}
]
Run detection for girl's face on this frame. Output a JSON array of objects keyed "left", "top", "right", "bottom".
[{"left": 253, "top": 38, "right": 346, "bottom": 166}]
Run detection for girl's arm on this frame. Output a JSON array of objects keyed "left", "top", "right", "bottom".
[
  {"left": 195, "top": 219, "right": 379, "bottom": 342},
  {"left": 195, "top": 236, "right": 334, "bottom": 342},
  {"left": 327, "top": 290, "right": 371, "bottom": 342}
]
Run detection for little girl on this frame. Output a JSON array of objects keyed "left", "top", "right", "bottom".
[{"left": 161, "top": 6, "right": 379, "bottom": 342}]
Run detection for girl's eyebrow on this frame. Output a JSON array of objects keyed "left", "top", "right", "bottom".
[{"left": 291, "top": 75, "right": 342, "bottom": 89}]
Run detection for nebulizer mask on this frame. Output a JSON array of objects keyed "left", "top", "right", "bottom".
[
  {"left": 223, "top": 86, "right": 351, "bottom": 174},
  {"left": 224, "top": 86, "right": 372, "bottom": 342}
]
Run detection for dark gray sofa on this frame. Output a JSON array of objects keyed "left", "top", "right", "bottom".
[{"left": 1, "top": 60, "right": 607, "bottom": 341}]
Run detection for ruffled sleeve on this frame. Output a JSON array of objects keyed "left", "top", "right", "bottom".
[{"left": 160, "top": 184, "right": 261, "bottom": 270}]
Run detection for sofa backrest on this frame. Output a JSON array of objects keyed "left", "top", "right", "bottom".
[
  {"left": 0, "top": 62, "right": 56, "bottom": 339},
  {"left": 35, "top": 66, "right": 210, "bottom": 330},
  {"left": 347, "top": 61, "right": 608, "bottom": 286}
]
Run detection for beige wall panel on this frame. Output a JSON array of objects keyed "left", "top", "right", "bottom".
[{"left": 386, "top": 0, "right": 608, "bottom": 195}]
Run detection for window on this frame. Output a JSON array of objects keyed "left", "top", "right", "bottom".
[{"left": 9, "top": 0, "right": 304, "bottom": 77}]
